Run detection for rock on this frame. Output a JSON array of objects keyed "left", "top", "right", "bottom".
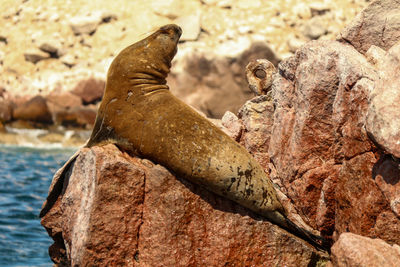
[
  {"left": 365, "top": 45, "right": 387, "bottom": 69},
  {"left": 71, "top": 77, "right": 105, "bottom": 104},
  {"left": 309, "top": 3, "right": 331, "bottom": 17},
  {"left": 220, "top": 110, "right": 243, "bottom": 141},
  {"left": 55, "top": 106, "right": 97, "bottom": 128},
  {"left": 267, "top": 39, "right": 400, "bottom": 243},
  {"left": 60, "top": 54, "right": 77, "bottom": 68},
  {"left": 366, "top": 42, "right": 400, "bottom": 158},
  {"left": 331, "top": 233, "right": 400, "bottom": 267},
  {"left": 0, "top": 35, "right": 7, "bottom": 44},
  {"left": 301, "top": 16, "right": 328, "bottom": 40},
  {"left": 287, "top": 36, "right": 306, "bottom": 53},
  {"left": 13, "top": 95, "right": 52, "bottom": 124},
  {"left": 373, "top": 155, "right": 400, "bottom": 217},
  {"left": 293, "top": 3, "right": 312, "bottom": 19},
  {"left": 38, "top": 39, "right": 65, "bottom": 58},
  {"left": 46, "top": 91, "right": 82, "bottom": 110},
  {"left": 23, "top": 49, "right": 50, "bottom": 64},
  {"left": 334, "top": 153, "right": 400, "bottom": 244},
  {"left": 174, "top": 12, "right": 201, "bottom": 41},
  {"left": 69, "top": 14, "right": 102, "bottom": 35},
  {"left": 0, "top": 98, "right": 13, "bottom": 122},
  {"left": 338, "top": 0, "right": 400, "bottom": 54},
  {"left": 238, "top": 95, "right": 274, "bottom": 170},
  {"left": 41, "top": 144, "right": 328, "bottom": 266}
]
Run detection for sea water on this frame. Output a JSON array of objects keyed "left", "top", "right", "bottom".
[{"left": 0, "top": 145, "right": 75, "bottom": 266}]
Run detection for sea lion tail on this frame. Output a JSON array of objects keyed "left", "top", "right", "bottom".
[
  {"left": 283, "top": 215, "right": 331, "bottom": 252},
  {"left": 268, "top": 211, "right": 331, "bottom": 251}
]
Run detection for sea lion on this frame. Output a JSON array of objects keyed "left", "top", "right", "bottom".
[{"left": 40, "top": 24, "right": 327, "bottom": 250}]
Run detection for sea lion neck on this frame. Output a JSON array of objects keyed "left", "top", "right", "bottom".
[{"left": 106, "top": 24, "right": 182, "bottom": 96}]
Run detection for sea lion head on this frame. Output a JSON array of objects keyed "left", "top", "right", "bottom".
[{"left": 106, "top": 24, "right": 182, "bottom": 95}]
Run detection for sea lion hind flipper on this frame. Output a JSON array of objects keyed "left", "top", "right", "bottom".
[
  {"left": 39, "top": 151, "right": 79, "bottom": 218},
  {"left": 283, "top": 216, "right": 331, "bottom": 252}
]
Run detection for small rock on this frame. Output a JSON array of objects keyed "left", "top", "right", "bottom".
[
  {"left": 100, "top": 12, "right": 117, "bottom": 23},
  {"left": 38, "top": 39, "right": 65, "bottom": 58},
  {"left": 302, "top": 17, "right": 327, "bottom": 40},
  {"left": 287, "top": 36, "right": 306, "bottom": 53},
  {"left": 0, "top": 35, "right": 7, "bottom": 44},
  {"left": 60, "top": 54, "right": 77, "bottom": 68},
  {"left": 221, "top": 111, "right": 243, "bottom": 141},
  {"left": 331, "top": 233, "right": 400, "bottom": 267},
  {"left": 294, "top": 3, "right": 312, "bottom": 19},
  {"left": 365, "top": 45, "right": 387, "bottom": 68},
  {"left": 175, "top": 12, "right": 201, "bottom": 41},
  {"left": 309, "top": 3, "right": 331, "bottom": 17},
  {"left": 69, "top": 15, "right": 101, "bottom": 35},
  {"left": 24, "top": 49, "right": 50, "bottom": 64}
]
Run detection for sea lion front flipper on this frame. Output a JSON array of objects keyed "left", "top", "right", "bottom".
[{"left": 39, "top": 151, "right": 80, "bottom": 218}]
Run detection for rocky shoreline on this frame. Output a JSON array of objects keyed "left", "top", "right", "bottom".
[
  {"left": 0, "top": 0, "right": 369, "bottom": 143},
  {"left": 40, "top": 0, "right": 400, "bottom": 266}
]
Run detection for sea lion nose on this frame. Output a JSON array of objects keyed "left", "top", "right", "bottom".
[
  {"left": 174, "top": 25, "right": 182, "bottom": 37},
  {"left": 160, "top": 24, "right": 182, "bottom": 38}
]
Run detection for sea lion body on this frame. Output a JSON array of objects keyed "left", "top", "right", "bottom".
[
  {"left": 41, "top": 24, "right": 326, "bottom": 250},
  {"left": 87, "top": 24, "right": 284, "bottom": 221}
]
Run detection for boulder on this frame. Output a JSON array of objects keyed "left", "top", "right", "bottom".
[
  {"left": 338, "top": 0, "right": 400, "bottom": 54},
  {"left": 13, "top": 95, "right": 52, "bottom": 124},
  {"left": 330, "top": 233, "right": 400, "bottom": 267},
  {"left": 366, "top": 42, "right": 400, "bottom": 158},
  {"left": 71, "top": 77, "right": 105, "bottom": 104},
  {"left": 41, "top": 144, "right": 328, "bottom": 266}
]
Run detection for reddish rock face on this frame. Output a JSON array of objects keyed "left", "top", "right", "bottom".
[
  {"left": 41, "top": 145, "right": 328, "bottom": 266},
  {"left": 338, "top": 0, "right": 400, "bottom": 54},
  {"left": 331, "top": 233, "right": 400, "bottom": 267},
  {"left": 366, "top": 43, "right": 400, "bottom": 158}
]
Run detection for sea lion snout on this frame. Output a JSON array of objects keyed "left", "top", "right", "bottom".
[{"left": 159, "top": 24, "right": 182, "bottom": 39}]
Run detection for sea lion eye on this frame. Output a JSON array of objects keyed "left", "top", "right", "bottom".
[{"left": 255, "top": 69, "right": 266, "bottom": 79}]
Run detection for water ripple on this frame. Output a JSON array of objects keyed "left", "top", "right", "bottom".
[{"left": 0, "top": 145, "right": 75, "bottom": 266}]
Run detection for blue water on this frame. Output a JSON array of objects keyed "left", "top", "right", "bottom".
[{"left": 0, "top": 145, "right": 75, "bottom": 266}]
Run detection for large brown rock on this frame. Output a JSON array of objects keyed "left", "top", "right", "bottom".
[
  {"left": 41, "top": 145, "right": 328, "bottom": 266},
  {"left": 223, "top": 38, "right": 400, "bottom": 245},
  {"left": 13, "top": 95, "right": 53, "bottom": 124},
  {"left": 330, "top": 233, "right": 400, "bottom": 267},
  {"left": 338, "top": 0, "right": 400, "bottom": 54},
  {"left": 366, "top": 42, "right": 400, "bottom": 158}
]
